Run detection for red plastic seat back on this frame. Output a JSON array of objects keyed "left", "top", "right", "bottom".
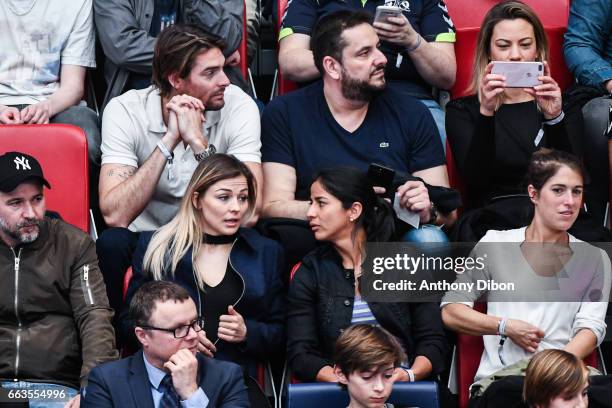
[
  {"left": 446, "top": 0, "right": 572, "bottom": 99},
  {"left": 123, "top": 266, "right": 133, "bottom": 300},
  {"left": 0, "top": 124, "right": 89, "bottom": 232},
  {"left": 456, "top": 303, "right": 486, "bottom": 408},
  {"left": 277, "top": 0, "right": 298, "bottom": 95},
  {"left": 240, "top": 0, "right": 249, "bottom": 79}
]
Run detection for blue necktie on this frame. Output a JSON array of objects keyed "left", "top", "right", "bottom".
[{"left": 159, "top": 375, "right": 180, "bottom": 408}]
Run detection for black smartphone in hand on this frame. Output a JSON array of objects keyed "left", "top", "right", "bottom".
[{"left": 367, "top": 163, "right": 395, "bottom": 199}]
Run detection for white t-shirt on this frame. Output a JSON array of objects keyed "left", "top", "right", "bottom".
[
  {"left": 0, "top": 0, "right": 96, "bottom": 105},
  {"left": 101, "top": 84, "right": 261, "bottom": 232},
  {"left": 441, "top": 227, "right": 610, "bottom": 382}
]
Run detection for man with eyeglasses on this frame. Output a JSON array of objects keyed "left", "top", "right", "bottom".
[{"left": 81, "top": 281, "right": 249, "bottom": 407}]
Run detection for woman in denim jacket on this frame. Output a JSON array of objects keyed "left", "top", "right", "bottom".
[{"left": 564, "top": 0, "right": 612, "bottom": 93}]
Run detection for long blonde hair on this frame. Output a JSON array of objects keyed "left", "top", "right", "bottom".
[
  {"left": 142, "top": 154, "right": 256, "bottom": 288},
  {"left": 469, "top": 1, "right": 549, "bottom": 100}
]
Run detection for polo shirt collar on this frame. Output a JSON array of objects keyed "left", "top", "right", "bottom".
[{"left": 145, "top": 87, "right": 166, "bottom": 134}]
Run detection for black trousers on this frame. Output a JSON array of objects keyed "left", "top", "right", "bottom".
[{"left": 96, "top": 227, "right": 139, "bottom": 345}]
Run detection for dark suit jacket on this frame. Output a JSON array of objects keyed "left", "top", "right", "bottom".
[{"left": 81, "top": 351, "right": 249, "bottom": 407}]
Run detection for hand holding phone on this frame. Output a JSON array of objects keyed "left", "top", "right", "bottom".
[
  {"left": 373, "top": 5, "right": 403, "bottom": 24},
  {"left": 373, "top": 5, "right": 419, "bottom": 63},
  {"left": 367, "top": 163, "right": 395, "bottom": 199},
  {"left": 490, "top": 61, "right": 543, "bottom": 88},
  {"left": 521, "top": 61, "right": 563, "bottom": 120}
]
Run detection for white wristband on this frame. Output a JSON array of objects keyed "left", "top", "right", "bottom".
[
  {"left": 401, "top": 367, "right": 415, "bottom": 382},
  {"left": 156, "top": 140, "right": 174, "bottom": 161},
  {"left": 498, "top": 318, "right": 508, "bottom": 336},
  {"left": 157, "top": 140, "right": 174, "bottom": 180},
  {"left": 543, "top": 110, "right": 565, "bottom": 126}
]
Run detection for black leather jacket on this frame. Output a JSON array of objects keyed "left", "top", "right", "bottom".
[{"left": 287, "top": 244, "right": 448, "bottom": 381}]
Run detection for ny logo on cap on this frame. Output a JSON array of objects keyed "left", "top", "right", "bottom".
[{"left": 14, "top": 156, "right": 31, "bottom": 171}]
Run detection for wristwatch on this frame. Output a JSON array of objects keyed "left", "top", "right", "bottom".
[{"left": 193, "top": 144, "right": 217, "bottom": 162}]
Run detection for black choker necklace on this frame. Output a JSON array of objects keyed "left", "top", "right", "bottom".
[{"left": 204, "top": 232, "right": 238, "bottom": 245}]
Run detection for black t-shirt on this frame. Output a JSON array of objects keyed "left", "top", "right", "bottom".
[
  {"left": 279, "top": 0, "right": 456, "bottom": 98},
  {"left": 150, "top": 0, "right": 180, "bottom": 37},
  {"left": 261, "top": 80, "right": 445, "bottom": 200},
  {"left": 200, "top": 263, "right": 246, "bottom": 366},
  {"left": 202, "top": 264, "right": 243, "bottom": 346},
  {"left": 127, "top": 0, "right": 180, "bottom": 90}
]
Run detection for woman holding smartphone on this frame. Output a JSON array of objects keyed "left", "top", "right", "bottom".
[
  {"left": 287, "top": 167, "right": 448, "bottom": 383},
  {"left": 445, "top": 1, "right": 608, "bottom": 242}
]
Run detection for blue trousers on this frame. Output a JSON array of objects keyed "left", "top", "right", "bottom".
[
  {"left": 0, "top": 381, "right": 78, "bottom": 408},
  {"left": 402, "top": 224, "right": 449, "bottom": 243}
]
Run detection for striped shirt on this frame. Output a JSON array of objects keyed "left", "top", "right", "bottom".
[{"left": 351, "top": 296, "right": 379, "bottom": 326}]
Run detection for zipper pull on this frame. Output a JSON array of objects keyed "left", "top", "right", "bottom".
[
  {"left": 14, "top": 257, "right": 20, "bottom": 272},
  {"left": 83, "top": 264, "right": 89, "bottom": 281}
]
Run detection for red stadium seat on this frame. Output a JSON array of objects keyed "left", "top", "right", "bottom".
[
  {"left": 445, "top": 0, "right": 573, "bottom": 99},
  {"left": 276, "top": 0, "right": 298, "bottom": 96},
  {"left": 456, "top": 303, "right": 600, "bottom": 408},
  {"left": 240, "top": 1, "right": 249, "bottom": 80},
  {"left": 0, "top": 124, "right": 89, "bottom": 232},
  {"left": 123, "top": 266, "right": 133, "bottom": 300}
]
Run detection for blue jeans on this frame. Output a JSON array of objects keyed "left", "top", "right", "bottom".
[
  {"left": 564, "top": 0, "right": 612, "bottom": 89},
  {"left": 51, "top": 106, "right": 101, "bottom": 167},
  {"left": 419, "top": 98, "right": 447, "bottom": 153},
  {"left": 0, "top": 381, "right": 78, "bottom": 408},
  {"left": 401, "top": 224, "right": 449, "bottom": 243}
]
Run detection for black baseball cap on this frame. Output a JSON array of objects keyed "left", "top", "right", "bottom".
[{"left": 0, "top": 152, "right": 51, "bottom": 192}]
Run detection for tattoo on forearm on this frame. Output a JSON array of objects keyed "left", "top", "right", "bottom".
[{"left": 107, "top": 166, "right": 136, "bottom": 180}]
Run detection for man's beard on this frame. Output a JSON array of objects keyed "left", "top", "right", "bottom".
[
  {"left": 0, "top": 217, "right": 40, "bottom": 244},
  {"left": 340, "top": 67, "right": 386, "bottom": 102}
]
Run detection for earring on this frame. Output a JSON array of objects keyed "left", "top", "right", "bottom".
[{"left": 349, "top": 217, "right": 355, "bottom": 222}]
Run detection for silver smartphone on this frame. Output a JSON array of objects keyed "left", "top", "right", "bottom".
[
  {"left": 374, "top": 5, "right": 403, "bottom": 23},
  {"left": 491, "top": 61, "right": 544, "bottom": 88}
]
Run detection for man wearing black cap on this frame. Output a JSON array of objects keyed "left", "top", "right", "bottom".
[{"left": 0, "top": 151, "right": 118, "bottom": 408}]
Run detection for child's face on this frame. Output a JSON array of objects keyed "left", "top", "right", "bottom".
[
  {"left": 546, "top": 381, "right": 588, "bottom": 408},
  {"left": 339, "top": 365, "right": 396, "bottom": 408}
]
